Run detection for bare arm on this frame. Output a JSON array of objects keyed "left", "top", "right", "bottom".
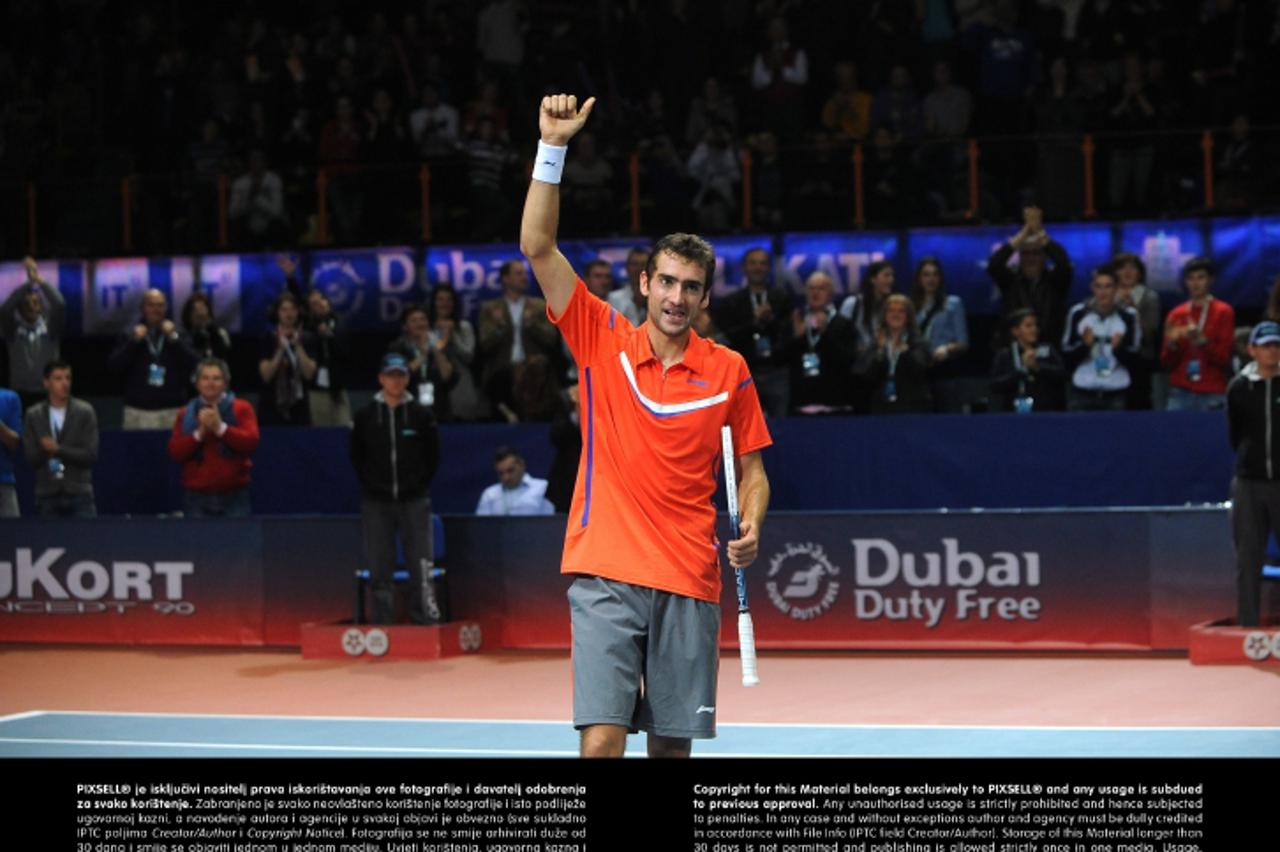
[
  {"left": 519, "top": 93, "right": 595, "bottom": 319},
  {"left": 727, "top": 450, "right": 769, "bottom": 569}
]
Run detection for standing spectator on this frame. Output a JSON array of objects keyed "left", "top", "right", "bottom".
[
  {"left": 228, "top": 149, "right": 288, "bottom": 249},
  {"left": 317, "top": 96, "right": 365, "bottom": 244},
  {"left": 167, "top": 358, "right": 259, "bottom": 518},
  {"left": 1106, "top": 53, "right": 1158, "bottom": 212},
  {"left": 476, "top": 446, "right": 554, "bottom": 516},
  {"left": 279, "top": 255, "right": 352, "bottom": 426},
  {"left": 1113, "top": 252, "right": 1161, "bottom": 409},
  {"left": 561, "top": 132, "right": 615, "bottom": 234},
  {"left": 23, "top": 360, "right": 97, "bottom": 517},
  {"left": 430, "top": 283, "right": 482, "bottom": 421},
  {"left": 990, "top": 309, "right": 1067, "bottom": 413},
  {"left": 465, "top": 116, "right": 516, "bottom": 240},
  {"left": 1033, "top": 56, "right": 1086, "bottom": 222},
  {"left": 180, "top": 292, "right": 233, "bottom": 375},
  {"left": 750, "top": 16, "right": 808, "bottom": 140},
  {"left": 1162, "top": 257, "right": 1235, "bottom": 411},
  {"left": 854, "top": 294, "right": 932, "bottom": 415},
  {"left": 1061, "top": 267, "right": 1142, "bottom": 411},
  {"left": 349, "top": 353, "right": 442, "bottom": 625},
  {"left": 390, "top": 303, "right": 456, "bottom": 417},
  {"left": 109, "top": 289, "right": 198, "bottom": 430},
  {"left": 606, "top": 247, "right": 650, "bottom": 328},
  {"left": 987, "top": 206, "right": 1074, "bottom": 346},
  {"left": 686, "top": 125, "right": 740, "bottom": 233},
  {"left": 685, "top": 76, "right": 739, "bottom": 147},
  {"left": 1, "top": 256, "right": 65, "bottom": 410},
  {"left": 840, "top": 259, "right": 897, "bottom": 346},
  {"left": 715, "top": 248, "right": 791, "bottom": 418},
  {"left": 1226, "top": 321, "right": 1280, "bottom": 626},
  {"left": 871, "top": 64, "right": 924, "bottom": 145},
  {"left": 911, "top": 257, "right": 969, "bottom": 412},
  {"left": 476, "top": 0, "right": 529, "bottom": 103},
  {"left": 409, "top": 83, "right": 461, "bottom": 158},
  {"left": 258, "top": 292, "right": 317, "bottom": 425},
  {"left": 478, "top": 260, "right": 559, "bottom": 420},
  {"left": 785, "top": 271, "right": 855, "bottom": 414},
  {"left": 0, "top": 387, "right": 20, "bottom": 517}
]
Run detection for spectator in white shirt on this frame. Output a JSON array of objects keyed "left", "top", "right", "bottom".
[{"left": 476, "top": 446, "right": 554, "bottom": 516}]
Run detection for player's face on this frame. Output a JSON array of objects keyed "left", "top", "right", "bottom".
[
  {"left": 196, "top": 365, "right": 227, "bottom": 402},
  {"left": 640, "top": 252, "right": 710, "bottom": 340}
]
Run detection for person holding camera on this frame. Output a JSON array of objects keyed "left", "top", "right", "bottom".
[
  {"left": 168, "top": 358, "right": 260, "bottom": 518},
  {"left": 258, "top": 291, "right": 316, "bottom": 425}
]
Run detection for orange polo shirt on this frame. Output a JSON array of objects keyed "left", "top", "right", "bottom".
[{"left": 552, "top": 279, "right": 772, "bottom": 602}]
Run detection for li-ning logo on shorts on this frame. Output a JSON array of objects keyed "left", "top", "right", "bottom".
[
  {"left": 696, "top": 705, "right": 715, "bottom": 715},
  {"left": 766, "top": 542, "right": 841, "bottom": 621}
]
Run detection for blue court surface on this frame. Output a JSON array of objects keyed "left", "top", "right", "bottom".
[{"left": 2, "top": 711, "right": 1276, "bottom": 758}]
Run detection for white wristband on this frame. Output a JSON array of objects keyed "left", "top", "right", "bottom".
[{"left": 532, "top": 141, "right": 567, "bottom": 184}]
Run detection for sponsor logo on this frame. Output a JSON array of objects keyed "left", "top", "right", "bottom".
[
  {"left": 310, "top": 260, "right": 367, "bottom": 320},
  {"left": 1243, "top": 631, "right": 1272, "bottom": 661},
  {"left": 0, "top": 548, "right": 195, "bottom": 616},
  {"left": 341, "top": 628, "right": 366, "bottom": 656},
  {"left": 459, "top": 623, "right": 482, "bottom": 652},
  {"left": 364, "top": 628, "right": 389, "bottom": 657},
  {"left": 766, "top": 542, "right": 841, "bottom": 621},
  {"left": 1140, "top": 232, "right": 1197, "bottom": 296},
  {"left": 695, "top": 705, "right": 715, "bottom": 715}
]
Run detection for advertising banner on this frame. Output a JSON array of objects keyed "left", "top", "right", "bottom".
[
  {"left": 309, "top": 245, "right": 423, "bottom": 329},
  {"left": 778, "top": 231, "right": 898, "bottom": 299}
]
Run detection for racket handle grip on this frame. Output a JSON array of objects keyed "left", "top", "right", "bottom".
[{"left": 738, "top": 611, "right": 760, "bottom": 687}]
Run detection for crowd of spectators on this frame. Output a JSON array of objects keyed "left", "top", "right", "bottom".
[{"left": 5, "top": 1, "right": 1280, "bottom": 256}]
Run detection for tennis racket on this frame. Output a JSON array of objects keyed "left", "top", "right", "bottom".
[{"left": 721, "top": 425, "right": 759, "bottom": 687}]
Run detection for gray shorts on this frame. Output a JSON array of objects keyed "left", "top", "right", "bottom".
[{"left": 568, "top": 575, "right": 721, "bottom": 739}]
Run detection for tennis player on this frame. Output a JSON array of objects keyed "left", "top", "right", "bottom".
[{"left": 520, "top": 93, "right": 772, "bottom": 758}]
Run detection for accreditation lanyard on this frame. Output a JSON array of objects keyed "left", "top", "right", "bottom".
[
  {"left": 145, "top": 331, "right": 166, "bottom": 360},
  {"left": 805, "top": 307, "right": 834, "bottom": 350},
  {"left": 1192, "top": 297, "right": 1211, "bottom": 335},
  {"left": 885, "top": 340, "right": 903, "bottom": 377}
]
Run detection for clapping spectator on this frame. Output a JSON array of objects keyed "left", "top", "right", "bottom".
[
  {"left": 109, "top": 289, "right": 198, "bottom": 430},
  {"left": 168, "top": 358, "right": 259, "bottom": 517},
  {"left": 180, "top": 292, "right": 233, "bottom": 383},
  {"left": 228, "top": 149, "right": 287, "bottom": 248},
  {"left": 990, "top": 309, "right": 1066, "bottom": 413},
  {"left": 258, "top": 292, "right": 316, "bottom": 425},
  {"left": 786, "top": 272, "right": 855, "bottom": 414},
  {"left": 855, "top": 294, "right": 932, "bottom": 415},
  {"left": 1162, "top": 257, "right": 1235, "bottom": 411},
  {"left": 1, "top": 256, "right": 65, "bottom": 410},
  {"left": 1061, "top": 266, "right": 1141, "bottom": 411}
]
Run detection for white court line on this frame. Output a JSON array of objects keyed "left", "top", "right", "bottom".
[
  {"left": 0, "top": 737, "right": 578, "bottom": 756},
  {"left": 0, "top": 710, "right": 46, "bottom": 723},
  {"left": 6, "top": 711, "right": 1277, "bottom": 734}
]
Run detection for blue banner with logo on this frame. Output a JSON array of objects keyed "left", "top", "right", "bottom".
[
  {"left": 778, "top": 231, "right": 899, "bottom": 299},
  {"left": 1116, "top": 220, "right": 1208, "bottom": 307},
  {"left": 309, "top": 246, "right": 423, "bottom": 329}
]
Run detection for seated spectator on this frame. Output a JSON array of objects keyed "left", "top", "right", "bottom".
[
  {"left": 349, "top": 353, "right": 442, "bottom": 625},
  {"left": 1161, "top": 257, "right": 1234, "bottom": 411},
  {"left": 987, "top": 206, "right": 1074, "bottom": 345},
  {"left": 685, "top": 76, "right": 739, "bottom": 147},
  {"left": 0, "top": 386, "right": 19, "bottom": 517},
  {"left": 1113, "top": 252, "right": 1161, "bottom": 409},
  {"left": 1, "top": 257, "right": 65, "bottom": 410},
  {"left": 606, "top": 247, "right": 650, "bottom": 328},
  {"left": 390, "top": 303, "right": 457, "bottom": 418},
  {"left": 820, "top": 61, "right": 872, "bottom": 143},
  {"left": 751, "top": 15, "right": 808, "bottom": 139},
  {"left": 871, "top": 64, "right": 924, "bottom": 144},
  {"left": 785, "top": 271, "right": 856, "bottom": 414},
  {"left": 23, "top": 359, "right": 97, "bottom": 517},
  {"left": 1061, "top": 267, "right": 1141, "bottom": 411},
  {"left": 476, "top": 446, "right": 554, "bottom": 516},
  {"left": 109, "top": 289, "right": 198, "bottom": 430},
  {"left": 561, "top": 132, "right": 615, "bottom": 234},
  {"left": 258, "top": 292, "right": 316, "bottom": 425},
  {"left": 429, "top": 283, "right": 483, "bottom": 421},
  {"left": 582, "top": 259, "right": 613, "bottom": 300},
  {"left": 854, "top": 294, "right": 932, "bottom": 415},
  {"left": 840, "top": 259, "right": 897, "bottom": 346},
  {"left": 465, "top": 116, "right": 516, "bottom": 241},
  {"left": 990, "top": 309, "right": 1067, "bottom": 413},
  {"left": 228, "top": 149, "right": 287, "bottom": 249},
  {"left": 862, "top": 126, "right": 927, "bottom": 225},
  {"left": 715, "top": 248, "right": 791, "bottom": 418},
  {"left": 180, "top": 291, "right": 233, "bottom": 372},
  {"left": 911, "top": 257, "right": 968, "bottom": 412},
  {"left": 168, "top": 358, "right": 259, "bottom": 518}
]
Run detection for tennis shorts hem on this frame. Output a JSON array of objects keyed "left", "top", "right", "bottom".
[{"left": 572, "top": 716, "right": 639, "bottom": 733}]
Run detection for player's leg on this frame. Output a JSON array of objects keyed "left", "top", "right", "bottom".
[
  {"left": 568, "top": 576, "right": 647, "bottom": 757},
  {"left": 636, "top": 590, "right": 721, "bottom": 757}
]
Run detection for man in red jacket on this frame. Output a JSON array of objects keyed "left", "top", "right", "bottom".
[
  {"left": 1161, "top": 256, "right": 1236, "bottom": 411},
  {"left": 168, "top": 358, "right": 260, "bottom": 517}
]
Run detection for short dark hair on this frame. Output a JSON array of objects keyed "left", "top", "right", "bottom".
[
  {"left": 493, "top": 445, "right": 522, "bottom": 465},
  {"left": 1182, "top": 256, "right": 1215, "bottom": 280},
  {"left": 645, "top": 233, "right": 717, "bottom": 288},
  {"left": 1112, "top": 252, "right": 1146, "bottom": 281},
  {"left": 196, "top": 357, "right": 231, "bottom": 383},
  {"left": 742, "top": 246, "right": 770, "bottom": 267},
  {"left": 499, "top": 259, "right": 524, "bottom": 280},
  {"left": 43, "top": 358, "right": 71, "bottom": 377},
  {"left": 267, "top": 291, "right": 302, "bottom": 325},
  {"left": 401, "top": 302, "right": 429, "bottom": 325},
  {"left": 1007, "top": 308, "right": 1036, "bottom": 330},
  {"left": 584, "top": 259, "right": 612, "bottom": 278}
]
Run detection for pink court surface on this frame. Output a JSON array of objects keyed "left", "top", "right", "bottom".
[{"left": 3, "top": 645, "right": 1276, "bottom": 728}]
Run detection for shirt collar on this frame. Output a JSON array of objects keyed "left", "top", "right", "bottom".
[{"left": 627, "top": 323, "right": 710, "bottom": 375}]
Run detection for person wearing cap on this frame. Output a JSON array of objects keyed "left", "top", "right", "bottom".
[
  {"left": 1226, "top": 321, "right": 1280, "bottom": 626},
  {"left": 348, "top": 353, "right": 442, "bottom": 624}
]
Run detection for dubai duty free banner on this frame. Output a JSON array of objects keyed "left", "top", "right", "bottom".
[
  {"left": 0, "top": 519, "right": 264, "bottom": 645},
  {"left": 729, "top": 511, "right": 1151, "bottom": 650}
]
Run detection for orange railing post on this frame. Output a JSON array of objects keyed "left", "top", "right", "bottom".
[
  {"left": 852, "top": 144, "right": 865, "bottom": 229},
  {"left": 1082, "top": 134, "right": 1097, "bottom": 218},
  {"left": 316, "top": 169, "right": 330, "bottom": 244},
  {"left": 216, "top": 173, "right": 229, "bottom": 248},
  {"left": 966, "top": 138, "right": 980, "bottom": 220},
  {"left": 419, "top": 163, "right": 432, "bottom": 242},
  {"left": 1201, "top": 129, "right": 1215, "bottom": 211},
  {"left": 121, "top": 176, "right": 134, "bottom": 252},
  {"left": 740, "top": 148, "right": 753, "bottom": 231},
  {"left": 26, "top": 182, "right": 37, "bottom": 256},
  {"left": 629, "top": 152, "right": 641, "bottom": 234}
]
